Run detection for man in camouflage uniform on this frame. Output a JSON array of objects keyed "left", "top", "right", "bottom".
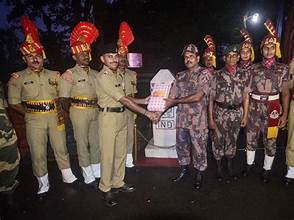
[
  {"left": 243, "top": 20, "right": 290, "bottom": 183},
  {"left": 117, "top": 54, "right": 137, "bottom": 168},
  {"left": 8, "top": 16, "right": 77, "bottom": 199},
  {"left": 208, "top": 45, "right": 248, "bottom": 182},
  {"left": 239, "top": 29, "right": 255, "bottom": 70},
  {"left": 59, "top": 22, "right": 100, "bottom": 187},
  {"left": 284, "top": 58, "right": 294, "bottom": 185},
  {"left": 96, "top": 43, "right": 157, "bottom": 207},
  {"left": 0, "top": 81, "right": 20, "bottom": 213},
  {"left": 165, "top": 44, "right": 210, "bottom": 190}
]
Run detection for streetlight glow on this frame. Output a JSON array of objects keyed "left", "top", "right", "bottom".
[
  {"left": 243, "top": 12, "right": 260, "bottom": 28},
  {"left": 251, "top": 13, "right": 259, "bottom": 23}
]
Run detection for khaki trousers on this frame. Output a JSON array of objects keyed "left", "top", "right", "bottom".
[
  {"left": 98, "top": 111, "right": 127, "bottom": 192},
  {"left": 25, "top": 112, "right": 70, "bottom": 177},
  {"left": 286, "top": 101, "right": 294, "bottom": 167},
  {"left": 70, "top": 107, "right": 100, "bottom": 167}
]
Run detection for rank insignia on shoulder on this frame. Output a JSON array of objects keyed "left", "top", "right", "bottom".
[{"left": 11, "top": 73, "right": 20, "bottom": 79}]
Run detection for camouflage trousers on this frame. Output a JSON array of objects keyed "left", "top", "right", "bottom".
[
  {"left": 176, "top": 128, "right": 208, "bottom": 171},
  {"left": 247, "top": 101, "right": 276, "bottom": 156},
  {"left": 212, "top": 106, "right": 242, "bottom": 160}
]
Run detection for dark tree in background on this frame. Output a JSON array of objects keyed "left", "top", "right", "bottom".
[{"left": 0, "top": 0, "right": 291, "bottom": 81}]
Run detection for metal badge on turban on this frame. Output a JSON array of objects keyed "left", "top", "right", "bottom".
[
  {"left": 70, "top": 22, "right": 99, "bottom": 60},
  {"left": 262, "top": 19, "right": 281, "bottom": 58},
  {"left": 117, "top": 21, "right": 135, "bottom": 56},
  {"left": 203, "top": 35, "right": 216, "bottom": 68},
  {"left": 20, "top": 16, "right": 46, "bottom": 59},
  {"left": 240, "top": 29, "right": 255, "bottom": 62}
]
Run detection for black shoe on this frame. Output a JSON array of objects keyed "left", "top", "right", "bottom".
[
  {"left": 36, "top": 192, "right": 48, "bottom": 201},
  {"left": 242, "top": 164, "right": 253, "bottom": 177},
  {"left": 172, "top": 165, "right": 189, "bottom": 182},
  {"left": 283, "top": 177, "right": 293, "bottom": 185},
  {"left": 216, "top": 160, "right": 223, "bottom": 182},
  {"left": 100, "top": 190, "right": 118, "bottom": 207},
  {"left": 261, "top": 169, "right": 270, "bottom": 183},
  {"left": 194, "top": 171, "right": 203, "bottom": 190},
  {"left": 86, "top": 180, "right": 98, "bottom": 190},
  {"left": 112, "top": 184, "right": 135, "bottom": 193},
  {"left": 227, "top": 158, "right": 238, "bottom": 182}
]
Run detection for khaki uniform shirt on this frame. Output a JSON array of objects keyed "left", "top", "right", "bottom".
[
  {"left": 59, "top": 64, "right": 98, "bottom": 99},
  {"left": 96, "top": 66, "right": 125, "bottom": 108},
  {"left": 118, "top": 68, "right": 137, "bottom": 97},
  {"left": 8, "top": 68, "right": 60, "bottom": 104}
]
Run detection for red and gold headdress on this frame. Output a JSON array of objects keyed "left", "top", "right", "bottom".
[
  {"left": 20, "top": 16, "right": 46, "bottom": 59},
  {"left": 240, "top": 29, "right": 255, "bottom": 62},
  {"left": 262, "top": 19, "right": 281, "bottom": 58},
  {"left": 203, "top": 35, "right": 216, "bottom": 68},
  {"left": 70, "top": 22, "right": 99, "bottom": 59},
  {"left": 117, "top": 21, "right": 134, "bottom": 56}
]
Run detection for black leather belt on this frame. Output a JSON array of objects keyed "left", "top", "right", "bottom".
[
  {"left": 215, "top": 101, "right": 242, "bottom": 110},
  {"left": 99, "top": 107, "right": 125, "bottom": 112}
]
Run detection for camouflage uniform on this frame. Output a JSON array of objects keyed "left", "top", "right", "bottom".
[
  {"left": 210, "top": 67, "right": 248, "bottom": 160},
  {"left": 174, "top": 67, "right": 210, "bottom": 171},
  {"left": 246, "top": 62, "right": 289, "bottom": 156},
  {"left": 0, "top": 82, "right": 19, "bottom": 193}
]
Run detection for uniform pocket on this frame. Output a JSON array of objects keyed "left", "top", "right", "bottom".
[{"left": 22, "top": 81, "right": 39, "bottom": 100}]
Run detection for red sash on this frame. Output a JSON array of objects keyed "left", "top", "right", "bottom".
[{"left": 267, "top": 99, "right": 281, "bottom": 139}]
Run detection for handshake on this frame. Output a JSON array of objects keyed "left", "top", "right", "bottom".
[{"left": 143, "top": 97, "right": 177, "bottom": 124}]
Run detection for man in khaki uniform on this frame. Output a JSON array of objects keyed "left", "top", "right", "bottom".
[
  {"left": 96, "top": 43, "right": 157, "bottom": 207},
  {"left": 285, "top": 58, "right": 294, "bottom": 185},
  {"left": 8, "top": 16, "right": 77, "bottom": 199},
  {"left": 59, "top": 22, "right": 100, "bottom": 187},
  {"left": 118, "top": 54, "right": 137, "bottom": 168}
]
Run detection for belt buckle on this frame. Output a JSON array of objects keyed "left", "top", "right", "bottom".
[
  {"left": 119, "top": 107, "right": 124, "bottom": 112},
  {"left": 260, "top": 95, "right": 268, "bottom": 101}
]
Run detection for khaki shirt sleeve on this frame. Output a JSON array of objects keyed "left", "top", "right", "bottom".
[
  {"left": 59, "top": 70, "right": 73, "bottom": 98},
  {"left": 132, "top": 71, "right": 138, "bottom": 94},
  {"left": 8, "top": 74, "right": 22, "bottom": 104},
  {"left": 97, "top": 74, "right": 125, "bottom": 101}
]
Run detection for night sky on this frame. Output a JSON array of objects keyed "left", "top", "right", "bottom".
[{"left": 0, "top": 0, "right": 292, "bottom": 81}]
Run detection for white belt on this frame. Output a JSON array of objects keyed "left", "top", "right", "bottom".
[{"left": 250, "top": 93, "right": 279, "bottom": 101}]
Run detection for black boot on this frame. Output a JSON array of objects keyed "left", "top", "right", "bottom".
[
  {"left": 194, "top": 171, "right": 203, "bottom": 190},
  {"left": 261, "top": 169, "right": 271, "bottom": 183},
  {"left": 172, "top": 165, "right": 189, "bottom": 182},
  {"left": 283, "top": 177, "right": 293, "bottom": 186},
  {"left": 227, "top": 158, "right": 238, "bottom": 183},
  {"left": 216, "top": 160, "right": 223, "bottom": 182},
  {"left": 242, "top": 164, "right": 253, "bottom": 177}
]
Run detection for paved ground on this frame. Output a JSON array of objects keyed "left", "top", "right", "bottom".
[{"left": 1, "top": 145, "right": 294, "bottom": 220}]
